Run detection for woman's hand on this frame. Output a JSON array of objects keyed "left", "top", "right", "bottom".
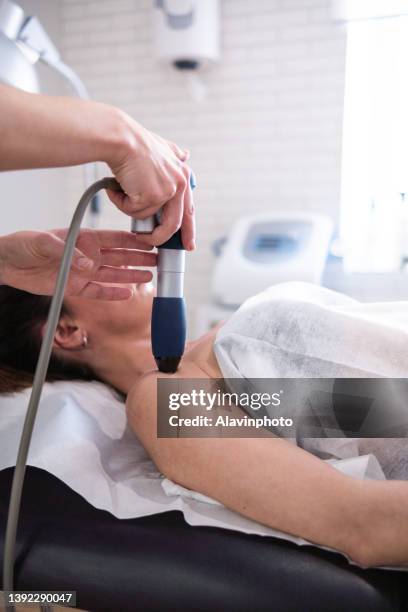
[
  {"left": 0, "top": 229, "right": 156, "bottom": 300},
  {"left": 106, "top": 113, "right": 195, "bottom": 251}
]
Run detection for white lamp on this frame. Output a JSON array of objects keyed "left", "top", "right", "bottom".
[{"left": 0, "top": 1, "right": 39, "bottom": 91}]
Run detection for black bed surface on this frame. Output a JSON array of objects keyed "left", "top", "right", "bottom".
[{"left": 0, "top": 467, "right": 406, "bottom": 612}]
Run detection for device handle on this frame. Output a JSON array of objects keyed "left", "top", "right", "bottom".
[{"left": 131, "top": 216, "right": 156, "bottom": 233}]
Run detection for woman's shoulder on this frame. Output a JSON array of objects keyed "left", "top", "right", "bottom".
[
  {"left": 127, "top": 361, "right": 204, "bottom": 412},
  {"left": 127, "top": 369, "right": 165, "bottom": 412},
  {"left": 126, "top": 362, "right": 205, "bottom": 445}
]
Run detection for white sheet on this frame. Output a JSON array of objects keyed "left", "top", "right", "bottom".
[{"left": 214, "top": 282, "right": 408, "bottom": 480}]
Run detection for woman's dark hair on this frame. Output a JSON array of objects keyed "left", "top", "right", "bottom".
[{"left": 0, "top": 285, "right": 96, "bottom": 394}]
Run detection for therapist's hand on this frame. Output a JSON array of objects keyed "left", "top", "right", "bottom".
[
  {"left": 105, "top": 115, "right": 195, "bottom": 250},
  {"left": 0, "top": 85, "right": 195, "bottom": 250},
  {"left": 0, "top": 229, "right": 156, "bottom": 300}
]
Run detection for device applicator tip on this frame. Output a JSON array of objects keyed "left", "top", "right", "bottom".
[{"left": 155, "top": 357, "right": 182, "bottom": 373}]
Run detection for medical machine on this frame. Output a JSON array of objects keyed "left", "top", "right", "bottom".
[
  {"left": 212, "top": 211, "right": 333, "bottom": 307},
  {"left": 194, "top": 211, "right": 333, "bottom": 337}
]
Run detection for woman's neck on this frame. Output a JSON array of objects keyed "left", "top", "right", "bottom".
[
  {"left": 89, "top": 331, "right": 156, "bottom": 394},
  {"left": 89, "top": 324, "right": 223, "bottom": 395}
]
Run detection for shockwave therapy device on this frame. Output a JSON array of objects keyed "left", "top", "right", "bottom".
[
  {"left": 2, "top": 176, "right": 194, "bottom": 611},
  {"left": 132, "top": 172, "right": 196, "bottom": 373}
]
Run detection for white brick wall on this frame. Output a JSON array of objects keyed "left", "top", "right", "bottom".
[{"left": 60, "top": 0, "right": 347, "bottom": 332}]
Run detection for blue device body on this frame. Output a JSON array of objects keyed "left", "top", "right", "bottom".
[
  {"left": 151, "top": 296, "right": 186, "bottom": 372},
  {"left": 151, "top": 173, "right": 195, "bottom": 373}
]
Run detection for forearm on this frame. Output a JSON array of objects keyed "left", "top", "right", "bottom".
[
  {"left": 160, "top": 436, "right": 408, "bottom": 566},
  {"left": 137, "top": 424, "right": 367, "bottom": 560},
  {"left": 0, "top": 84, "right": 130, "bottom": 171}
]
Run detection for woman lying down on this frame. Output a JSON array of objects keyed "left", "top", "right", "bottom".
[{"left": 1, "top": 280, "right": 408, "bottom": 568}]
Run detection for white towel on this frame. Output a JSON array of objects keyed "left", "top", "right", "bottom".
[{"left": 214, "top": 282, "right": 408, "bottom": 479}]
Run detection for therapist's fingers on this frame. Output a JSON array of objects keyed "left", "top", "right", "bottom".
[
  {"left": 94, "top": 266, "right": 153, "bottom": 284},
  {"left": 78, "top": 282, "right": 133, "bottom": 301},
  {"left": 146, "top": 181, "right": 186, "bottom": 247},
  {"left": 106, "top": 190, "right": 164, "bottom": 223},
  {"left": 167, "top": 140, "right": 190, "bottom": 162},
  {"left": 181, "top": 179, "right": 195, "bottom": 251},
  {"left": 100, "top": 249, "right": 157, "bottom": 267},
  {"left": 149, "top": 193, "right": 183, "bottom": 246},
  {"left": 106, "top": 170, "right": 180, "bottom": 217},
  {"left": 105, "top": 188, "right": 125, "bottom": 209}
]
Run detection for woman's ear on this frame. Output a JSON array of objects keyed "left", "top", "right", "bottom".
[{"left": 53, "top": 315, "right": 87, "bottom": 351}]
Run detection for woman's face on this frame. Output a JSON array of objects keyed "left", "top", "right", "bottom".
[{"left": 64, "top": 282, "right": 154, "bottom": 339}]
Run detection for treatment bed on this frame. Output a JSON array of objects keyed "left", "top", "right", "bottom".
[{"left": 0, "top": 466, "right": 406, "bottom": 612}]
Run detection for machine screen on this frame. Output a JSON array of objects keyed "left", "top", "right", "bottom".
[{"left": 243, "top": 221, "right": 312, "bottom": 263}]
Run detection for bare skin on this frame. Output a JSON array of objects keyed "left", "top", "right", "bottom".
[{"left": 50, "top": 285, "right": 408, "bottom": 568}]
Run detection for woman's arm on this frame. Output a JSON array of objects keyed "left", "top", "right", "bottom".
[{"left": 127, "top": 370, "right": 408, "bottom": 568}]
